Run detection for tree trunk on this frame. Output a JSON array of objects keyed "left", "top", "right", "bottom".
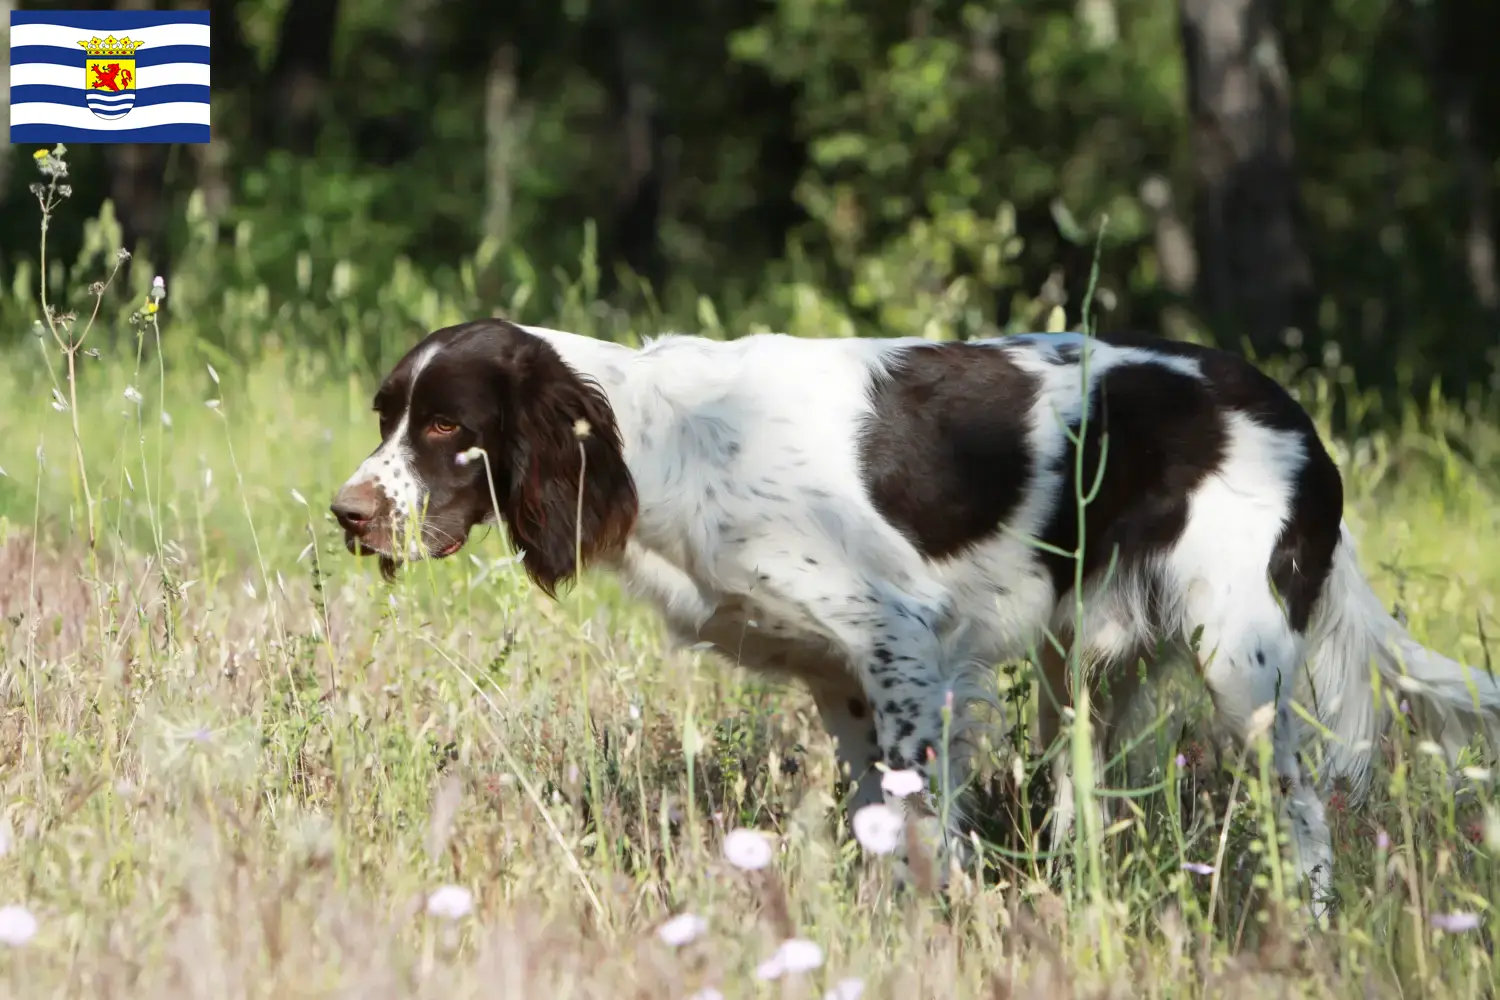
[
  {"left": 481, "top": 44, "right": 519, "bottom": 251},
  {"left": 1178, "top": 0, "right": 1314, "bottom": 356},
  {"left": 1409, "top": 0, "right": 1499, "bottom": 313},
  {"left": 106, "top": 0, "right": 169, "bottom": 258},
  {"left": 602, "top": 1, "right": 666, "bottom": 294},
  {"left": 477, "top": 43, "right": 520, "bottom": 303},
  {"left": 193, "top": 0, "right": 256, "bottom": 222},
  {"left": 262, "top": 0, "right": 341, "bottom": 154},
  {"left": 1139, "top": 174, "right": 1198, "bottom": 297}
]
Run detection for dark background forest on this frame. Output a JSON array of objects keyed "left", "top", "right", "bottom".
[{"left": 2, "top": 0, "right": 1498, "bottom": 404}]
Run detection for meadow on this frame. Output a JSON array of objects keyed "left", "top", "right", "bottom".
[{"left": 3, "top": 152, "right": 1500, "bottom": 998}]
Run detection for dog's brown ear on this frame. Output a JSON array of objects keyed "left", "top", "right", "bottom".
[{"left": 488, "top": 338, "right": 638, "bottom": 596}]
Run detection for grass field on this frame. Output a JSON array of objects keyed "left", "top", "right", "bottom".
[{"left": 4, "top": 190, "right": 1500, "bottom": 997}]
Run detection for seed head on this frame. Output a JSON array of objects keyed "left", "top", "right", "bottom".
[
  {"left": 755, "top": 938, "right": 824, "bottom": 980},
  {"left": 0, "top": 906, "right": 38, "bottom": 947},
  {"left": 880, "top": 768, "right": 925, "bottom": 798},
  {"left": 1431, "top": 912, "right": 1481, "bottom": 933},
  {"left": 826, "top": 978, "right": 866, "bottom": 1000},
  {"left": 425, "top": 884, "right": 474, "bottom": 920},
  {"left": 722, "top": 828, "right": 774, "bottom": 870},
  {"left": 852, "top": 803, "right": 903, "bottom": 855},
  {"left": 656, "top": 912, "right": 707, "bottom": 947}
]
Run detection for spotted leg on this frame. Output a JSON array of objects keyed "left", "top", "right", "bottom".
[
  {"left": 735, "top": 545, "right": 965, "bottom": 863},
  {"left": 1187, "top": 601, "right": 1334, "bottom": 917},
  {"left": 1035, "top": 635, "right": 1152, "bottom": 862},
  {"left": 809, "top": 680, "right": 884, "bottom": 815}
]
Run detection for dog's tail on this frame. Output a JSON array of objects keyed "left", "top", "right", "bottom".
[{"left": 1303, "top": 523, "right": 1500, "bottom": 797}]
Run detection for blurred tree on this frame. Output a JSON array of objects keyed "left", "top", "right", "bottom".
[
  {"left": 732, "top": 0, "right": 1186, "bottom": 337},
  {"left": 1179, "top": 0, "right": 1313, "bottom": 357},
  {"left": 1406, "top": 0, "right": 1498, "bottom": 315},
  {"left": 261, "top": 0, "right": 340, "bottom": 154},
  {"left": 0, "top": 0, "right": 1496, "bottom": 403}
]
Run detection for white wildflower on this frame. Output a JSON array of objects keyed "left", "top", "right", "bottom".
[
  {"left": 1431, "top": 912, "right": 1481, "bottom": 933},
  {"left": 656, "top": 912, "right": 707, "bottom": 947},
  {"left": 123, "top": 385, "right": 143, "bottom": 404},
  {"left": 755, "top": 938, "right": 824, "bottom": 980},
  {"left": 0, "top": 905, "right": 38, "bottom": 946},
  {"left": 852, "top": 803, "right": 904, "bottom": 855},
  {"left": 826, "top": 978, "right": 866, "bottom": 1000},
  {"left": 425, "top": 884, "right": 474, "bottom": 920},
  {"left": 1484, "top": 808, "right": 1500, "bottom": 852},
  {"left": 779, "top": 939, "right": 824, "bottom": 973},
  {"left": 723, "top": 828, "right": 774, "bottom": 870},
  {"left": 880, "top": 768, "right": 925, "bottom": 798}
]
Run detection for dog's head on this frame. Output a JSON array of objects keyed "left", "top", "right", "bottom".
[{"left": 329, "top": 319, "right": 637, "bottom": 594}]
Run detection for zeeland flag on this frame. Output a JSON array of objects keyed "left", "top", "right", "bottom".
[{"left": 10, "top": 9, "right": 210, "bottom": 143}]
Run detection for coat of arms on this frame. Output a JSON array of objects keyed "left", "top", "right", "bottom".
[{"left": 77, "top": 34, "right": 143, "bottom": 120}]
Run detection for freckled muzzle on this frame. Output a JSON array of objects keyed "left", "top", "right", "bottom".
[
  {"left": 329, "top": 477, "right": 472, "bottom": 579},
  {"left": 329, "top": 478, "right": 398, "bottom": 563}
]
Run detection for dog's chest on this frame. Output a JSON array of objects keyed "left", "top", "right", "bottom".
[
  {"left": 618, "top": 541, "right": 848, "bottom": 682},
  {"left": 689, "top": 598, "right": 850, "bottom": 685}
]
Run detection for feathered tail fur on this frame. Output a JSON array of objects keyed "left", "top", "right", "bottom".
[{"left": 1304, "top": 523, "right": 1500, "bottom": 798}]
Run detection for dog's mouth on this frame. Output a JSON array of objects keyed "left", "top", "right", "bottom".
[{"left": 343, "top": 527, "right": 468, "bottom": 577}]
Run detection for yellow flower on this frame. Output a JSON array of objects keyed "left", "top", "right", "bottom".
[
  {"left": 144, "top": 301, "right": 158, "bottom": 315},
  {"left": 32, "top": 149, "right": 48, "bottom": 160}
]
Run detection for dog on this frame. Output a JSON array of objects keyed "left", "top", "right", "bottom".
[{"left": 330, "top": 318, "right": 1500, "bottom": 906}]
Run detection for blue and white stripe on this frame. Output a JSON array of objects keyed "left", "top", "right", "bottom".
[
  {"left": 87, "top": 89, "right": 137, "bottom": 121},
  {"left": 9, "top": 10, "right": 210, "bottom": 144}
]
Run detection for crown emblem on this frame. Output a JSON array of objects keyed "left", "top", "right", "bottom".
[{"left": 78, "top": 34, "right": 144, "bottom": 58}]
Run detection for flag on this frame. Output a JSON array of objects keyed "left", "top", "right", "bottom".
[{"left": 10, "top": 9, "right": 210, "bottom": 144}]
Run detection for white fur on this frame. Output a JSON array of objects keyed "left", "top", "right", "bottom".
[
  {"left": 344, "top": 342, "right": 443, "bottom": 557},
  {"left": 466, "top": 325, "right": 1495, "bottom": 907},
  {"left": 1305, "top": 525, "right": 1500, "bottom": 792}
]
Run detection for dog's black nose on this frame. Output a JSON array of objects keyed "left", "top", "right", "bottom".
[{"left": 330, "top": 482, "right": 382, "bottom": 535}]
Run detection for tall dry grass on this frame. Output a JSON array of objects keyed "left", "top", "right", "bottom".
[{"left": 1, "top": 145, "right": 1499, "bottom": 998}]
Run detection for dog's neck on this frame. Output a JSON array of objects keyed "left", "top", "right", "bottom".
[
  {"left": 517, "top": 325, "right": 744, "bottom": 557},
  {"left": 515, "top": 324, "right": 718, "bottom": 460},
  {"left": 515, "top": 324, "right": 636, "bottom": 394}
]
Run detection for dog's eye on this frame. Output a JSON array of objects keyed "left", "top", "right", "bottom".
[{"left": 428, "top": 419, "right": 459, "bottom": 437}]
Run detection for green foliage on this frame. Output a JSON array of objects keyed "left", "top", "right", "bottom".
[
  {"left": 2, "top": 0, "right": 1496, "bottom": 397},
  {"left": 3, "top": 170, "right": 1500, "bottom": 998},
  {"left": 733, "top": 0, "right": 1182, "bottom": 339}
]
